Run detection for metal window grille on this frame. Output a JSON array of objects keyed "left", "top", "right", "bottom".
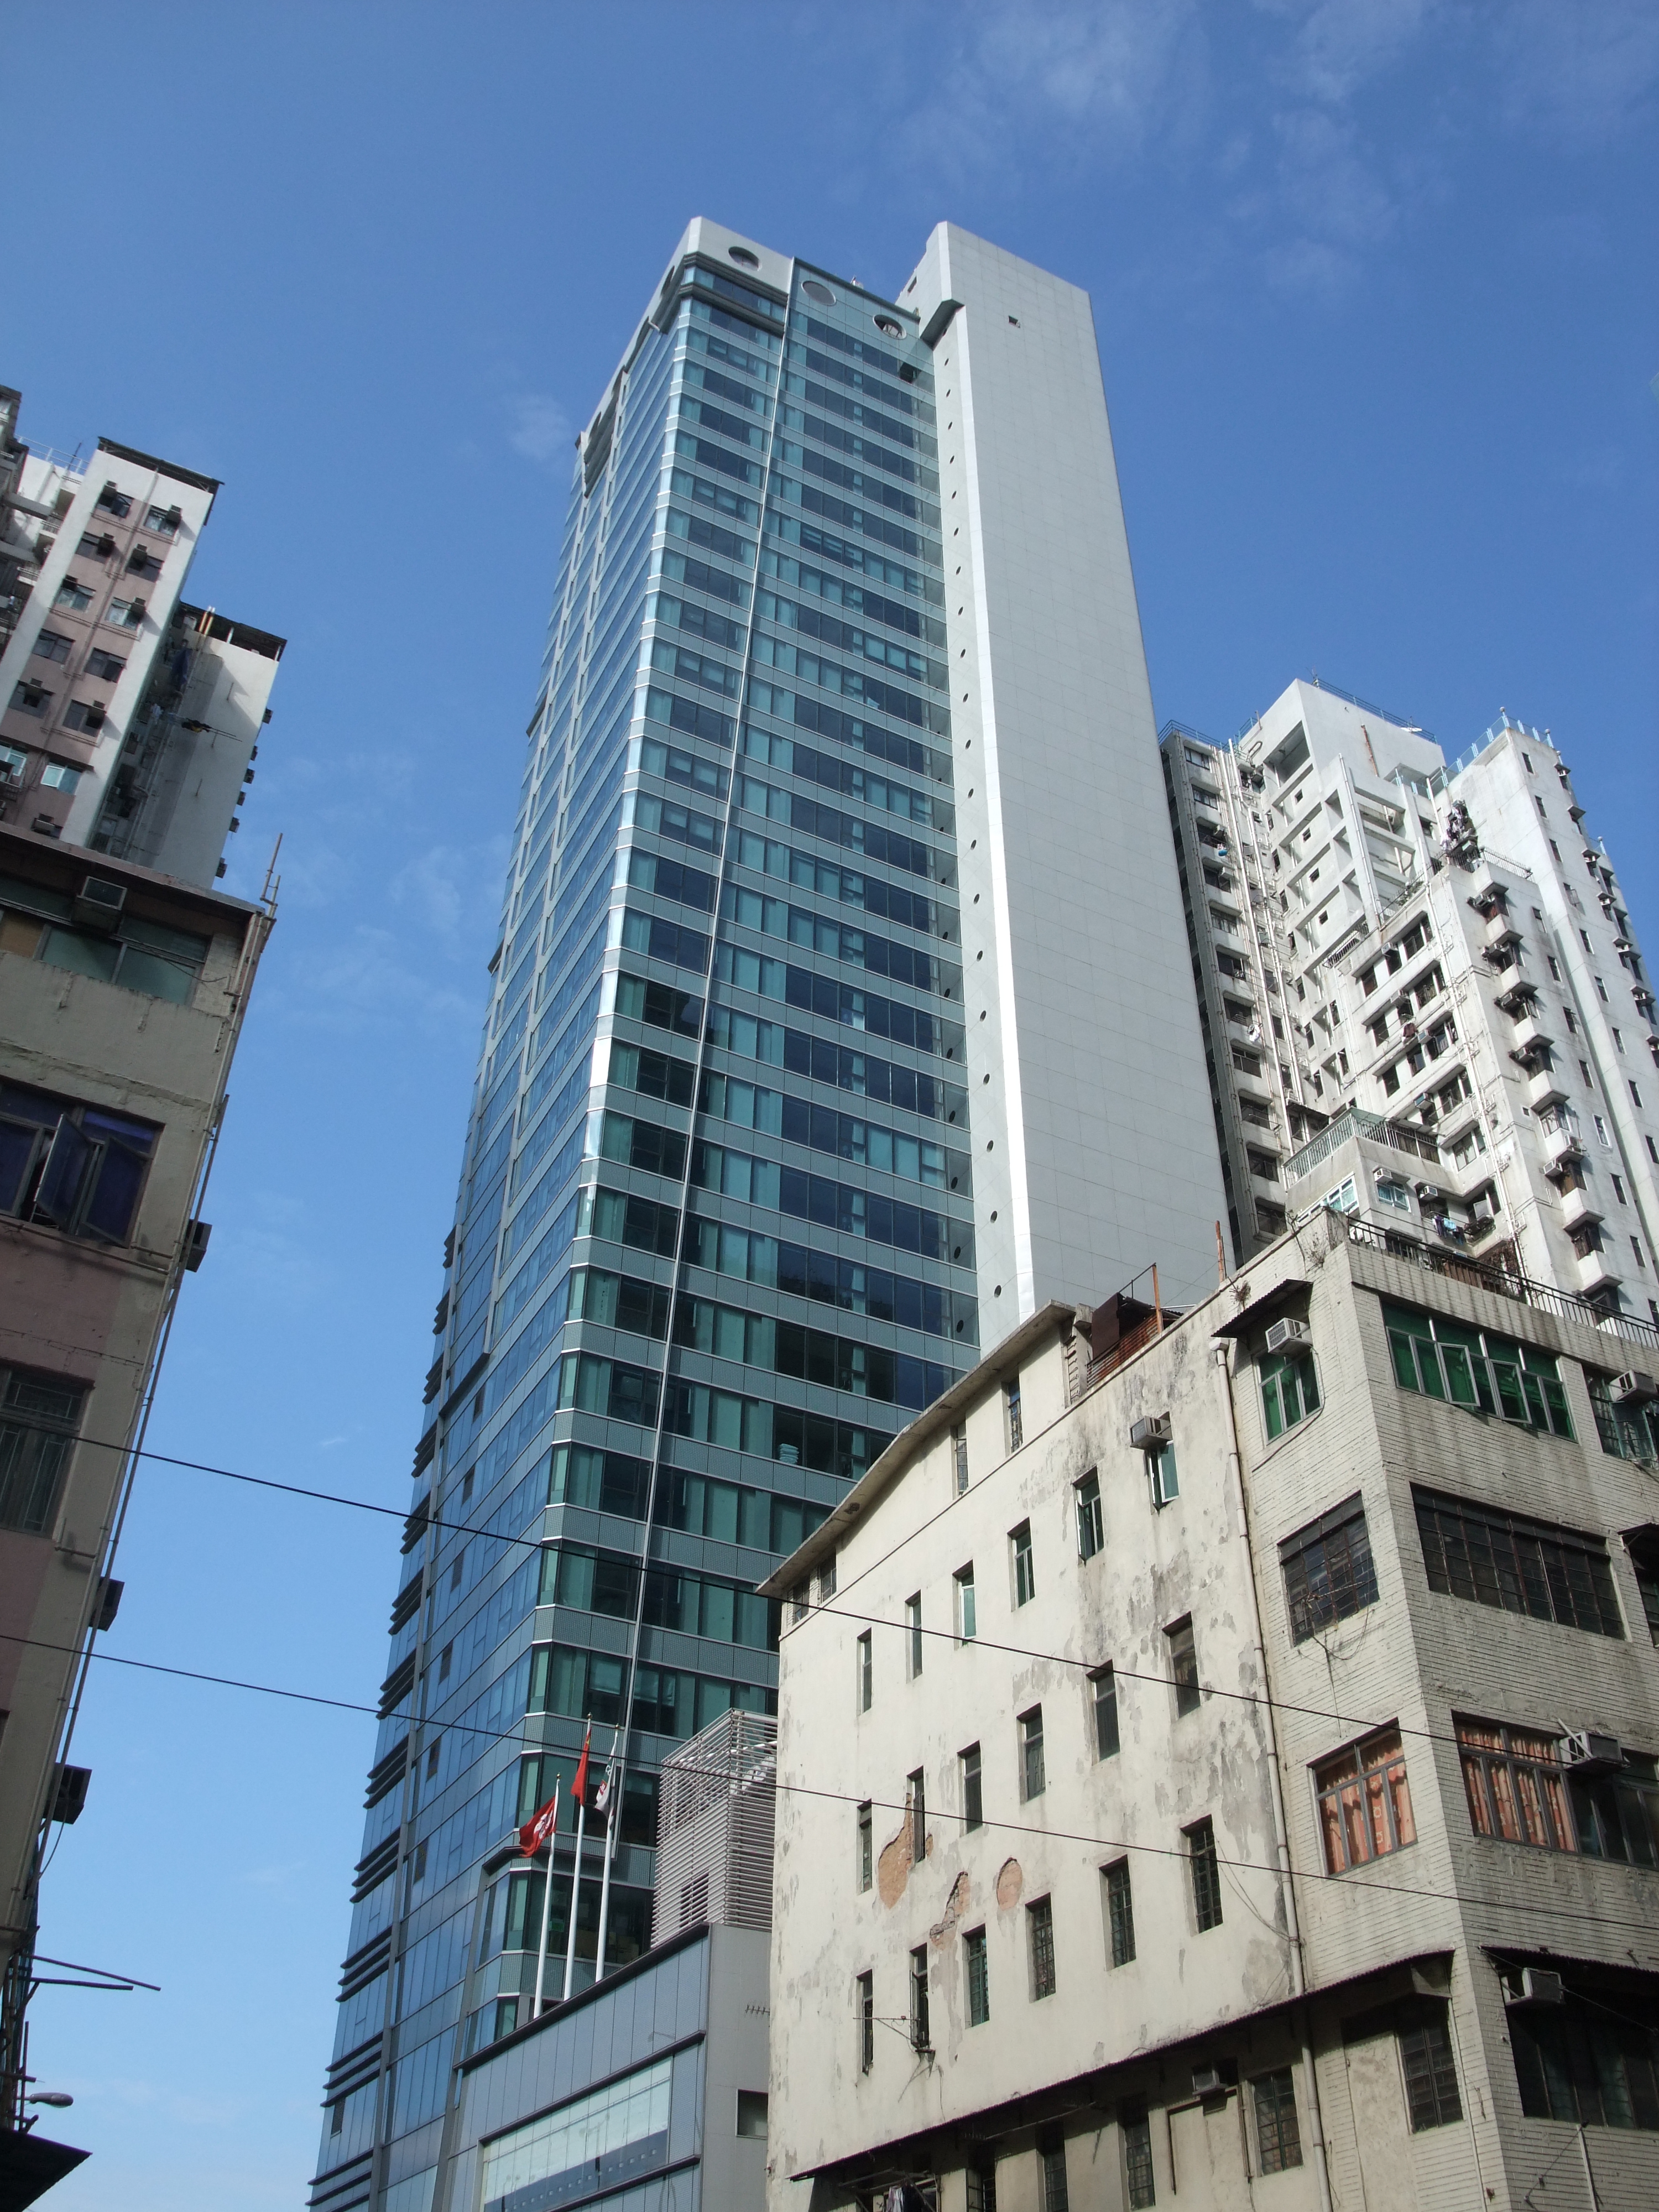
[
  {"left": 953, "top": 1427, "right": 969, "bottom": 1495},
  {"left": 1315, "top": 1729, "right": 1416, "bottom": 1871},
  {"left": 1039, "top": 2142, "right": 1069, "bottom": 2212},
  {"left": 1006, "top": 1381, "right": 1023, "bottom": 1451},
  {"left": 1105, "top": 1860, "right": 1135, "bottom": 1966},
  {"left": 1399, "top": 2012, "right": 1462, "bottom": 2131},
  {"left": 1252, "top": 2070, "right": 1302, "bottom": 2172},
  {"left": 1123, "top": 2110, "right": 1155, "bottom": 2207},
  {"left": 858, "top": 1971, "right": 874, "bottom": 2073},
  {"left": 1413, "top": 1486, "right": 1623, "bottom": 1637},
  {"left": 1029, "top": 1897, "right": 1055, "bottom": 1999},
  {"left": 965, "top": 1929, "right": 989, "bottom": 2025},
  {"left": 1280, "top": 1495, "right": 1379, "bottom": 1641},
  {"left": 1187, "top": 1818, "right": 1223, "bottom": 1931},
  {"left": 966, "top": 2160, "right": 997, "bottom": 2212}
]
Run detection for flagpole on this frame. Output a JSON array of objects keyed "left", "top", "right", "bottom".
[
  {"left": 530, "top": 1778, "right": 560, "bottom": 2021},
  {"left": 593, "top": 1728, "right": 623, "bottom": 1983},
  {"left": 561, "top": 1792, "right": 586, "bottom": 2002}
]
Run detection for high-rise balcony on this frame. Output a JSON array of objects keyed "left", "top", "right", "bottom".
[
  {"left": 1576, "top": 1244, "right": 1622, "bottom": 1296},
  {"left": 1528, "top": 1066, "right": 1571, "bottom": 1111},
  {"left": 1560, "top": 1186, "right": 1604, "bottom": 1234}
]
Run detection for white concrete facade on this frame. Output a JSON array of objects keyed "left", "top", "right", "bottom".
[
  {"left": 763, "top": 1215, "right": 1659, "bottom": 2211},
  {"left": 905, "top": 225, "right": 1226, "bottom": 1325}
]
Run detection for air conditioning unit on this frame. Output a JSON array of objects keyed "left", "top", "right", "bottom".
[
  {"left": 72, "top": 875, "right": 126, "bottom": 932},
  {"left": 1190, "top": 2063, "right": 1227, "bottom": 2098},
  {"left": 1558, "top": 1730, "right": 1624, "bottom": 1776},
  {"left": 1611, "top": 1371, "right": 1658, "bottom": 1407},
  {"left": 1129, "top": 1414, "right": 1172, "bottom": 1452},
  {"left": 1415, "top": 1182, "right": 1442, "bottom": 1201},
  {"left": 1506, "top": 1968, "right": 1566, "bottom": 2007},
  {"left": 1264, "top": 1317, "right": 1311, "bottom": 1354}
]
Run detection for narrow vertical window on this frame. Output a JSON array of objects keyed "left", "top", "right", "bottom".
[
  {"left": 1075, "top": 1469, "right": 1103, "bottom": 1559},
  {"left": 1167, "top": 1617, "right": 1201, "bottom": 1717},
  {"left": 857, "top": 1970, "right": 874, "bottom": 2073},
  {"left": 906, "top": 1592, "right": 923, "bottom": 1677},
  {"left": 1039, "top": 2137, "right": 1070, "bottom": 2212},
  {"left": 1150, "top": 1438, "right": 1179, "bottom": 1506},
  {"left": 1006, "top": 1378, "right": 1024, "bottom": 1451},
  {"left": 857, "top": 1801, "right": 873, "bottom": 1891},
  {"left": 1092, "top": 1665, "right": 1120, "bottom": 1759},
  {"left": 962, "top": 1743, "right": 983, "bottom": 1832},
  {"left": 909, "top": 1767, "right": 926, "bottom": 1859},
  {"left": 954, "top": 1563, "right": 977, "bottom": 1640},
  {"left": 1020, "top": 1706, "right": 1045, "bottom": 1801},
  {"left": 967, "top": 2157, "right": 998, "bottom": 2212},
  {"left": 1253, "top": 2070, "right": 1302, "bottom": 2172},
  {"left": 953, "top": 1425, "right": 969, "bottom": 1496},
  {"left": 1123, "top": 2109, "right": 1156, "bottom": 2207},
  {"left": 1399, "top": 2011, "right": 1463, "bottom": 2130},
  {"left": 1011, "top": 1521, "right": 1035, "bottom": 1606},
  {"left": 1104, "top": 1859, "right": 1135, "bottom": 1966},
  {"left": 964, "top": 1926, "right": 989, "bottom": 2025},
  {"left": 1187, "top": 1817, "right": 1223, "bottom": 1930},
  {"left": 857, "top": 1630, "right": 872, "bottom": 1712},
  {"left": 1027, "top": 1896, "right": 1056, "bottom": 1999},
  {"left": 909, "top": 1944, "right": 930, "bottom": 2049}
]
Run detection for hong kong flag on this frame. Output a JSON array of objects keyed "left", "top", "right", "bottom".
[
  {"left": 518, "top": 1780, "right": 560, "bottom": 1858},
  {"left": 570, "top": 1721, "right": 594, "bottom": 1809}
]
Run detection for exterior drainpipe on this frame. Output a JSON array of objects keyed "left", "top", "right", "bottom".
[{"left": 1213, "top": 1342, "right": 1334, "bottom": 2212}]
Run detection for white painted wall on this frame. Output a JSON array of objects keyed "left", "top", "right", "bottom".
[{"left": 904, "top": 223, "right": 1226, "bottom": 1327}]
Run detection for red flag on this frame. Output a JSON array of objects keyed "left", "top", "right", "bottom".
[
  {"left": 571, "top": 1722, "right": 593, "bottom": 1809},
  {"left": 518, "top": 1783, "right": 559, "bottom": 1858}
]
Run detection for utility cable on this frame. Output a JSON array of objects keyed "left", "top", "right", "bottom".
[
  {"left": 50, "top": 1430, "right": 1634, "bottom": 1772},
  {"left": 7, "top": 1627, "right": 1659, "bottom": 1948}
]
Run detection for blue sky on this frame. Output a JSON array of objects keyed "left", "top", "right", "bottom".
[{"left": 8, "top": 4, "right": 1656, "bottom": 2204}]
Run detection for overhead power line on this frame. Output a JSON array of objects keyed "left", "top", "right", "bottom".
[{"left": 6, "top": 1628, "right": 1658, "bottom": 1948}]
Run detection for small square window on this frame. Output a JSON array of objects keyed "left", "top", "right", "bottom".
[{"left": 735, "top": 2089, "right": 768, "bottom": 2137}]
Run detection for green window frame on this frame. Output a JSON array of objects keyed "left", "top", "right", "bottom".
[
  {"left": 1383, "top": 1300, "right": 1573, "bottom": 1438},
  {"left": 1261, "top": 1349, "right": 1320, "bottom": 1440}
]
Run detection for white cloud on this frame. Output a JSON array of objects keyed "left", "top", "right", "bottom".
[
  {"left": 1491, "top": 0, "right": 1659, "bottom": 140},
  {"left": 508, "top": 393, "right": 573, "bottom": 467}
]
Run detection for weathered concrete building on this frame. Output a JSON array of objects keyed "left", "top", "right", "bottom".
[
  {"left": 764, "top": 1213, "right": 1659, "bottom": 2210},
  {"left": 0, "top": 381, "right": 282, "bottom": 2189}
]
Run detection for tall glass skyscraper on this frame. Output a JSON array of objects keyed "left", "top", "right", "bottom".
[{"left": 309, "top": 219, "right": 1222, "bottom": 2212}]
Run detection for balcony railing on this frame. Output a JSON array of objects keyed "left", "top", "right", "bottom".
[
  {"left": 1333, "top": 1211, "right": 1659, "bottom": 1354},
  {"left": 1285, "top": 1107, "right": 1439, "bottom": 1182}
]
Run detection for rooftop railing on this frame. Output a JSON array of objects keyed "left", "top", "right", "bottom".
[{"left": 1334, "top": 1210, "right": 1659, "bottom": 1354}]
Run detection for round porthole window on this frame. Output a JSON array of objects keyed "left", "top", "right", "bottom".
[
  {"left": 873, "top": 314, "right": 904, "bottom": 337},
  {"left": 801, "top": 278, "right": 836, "bottom": 305},
  {"left": 727, "top": 246, "right": 759, "bottom": 268}
]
